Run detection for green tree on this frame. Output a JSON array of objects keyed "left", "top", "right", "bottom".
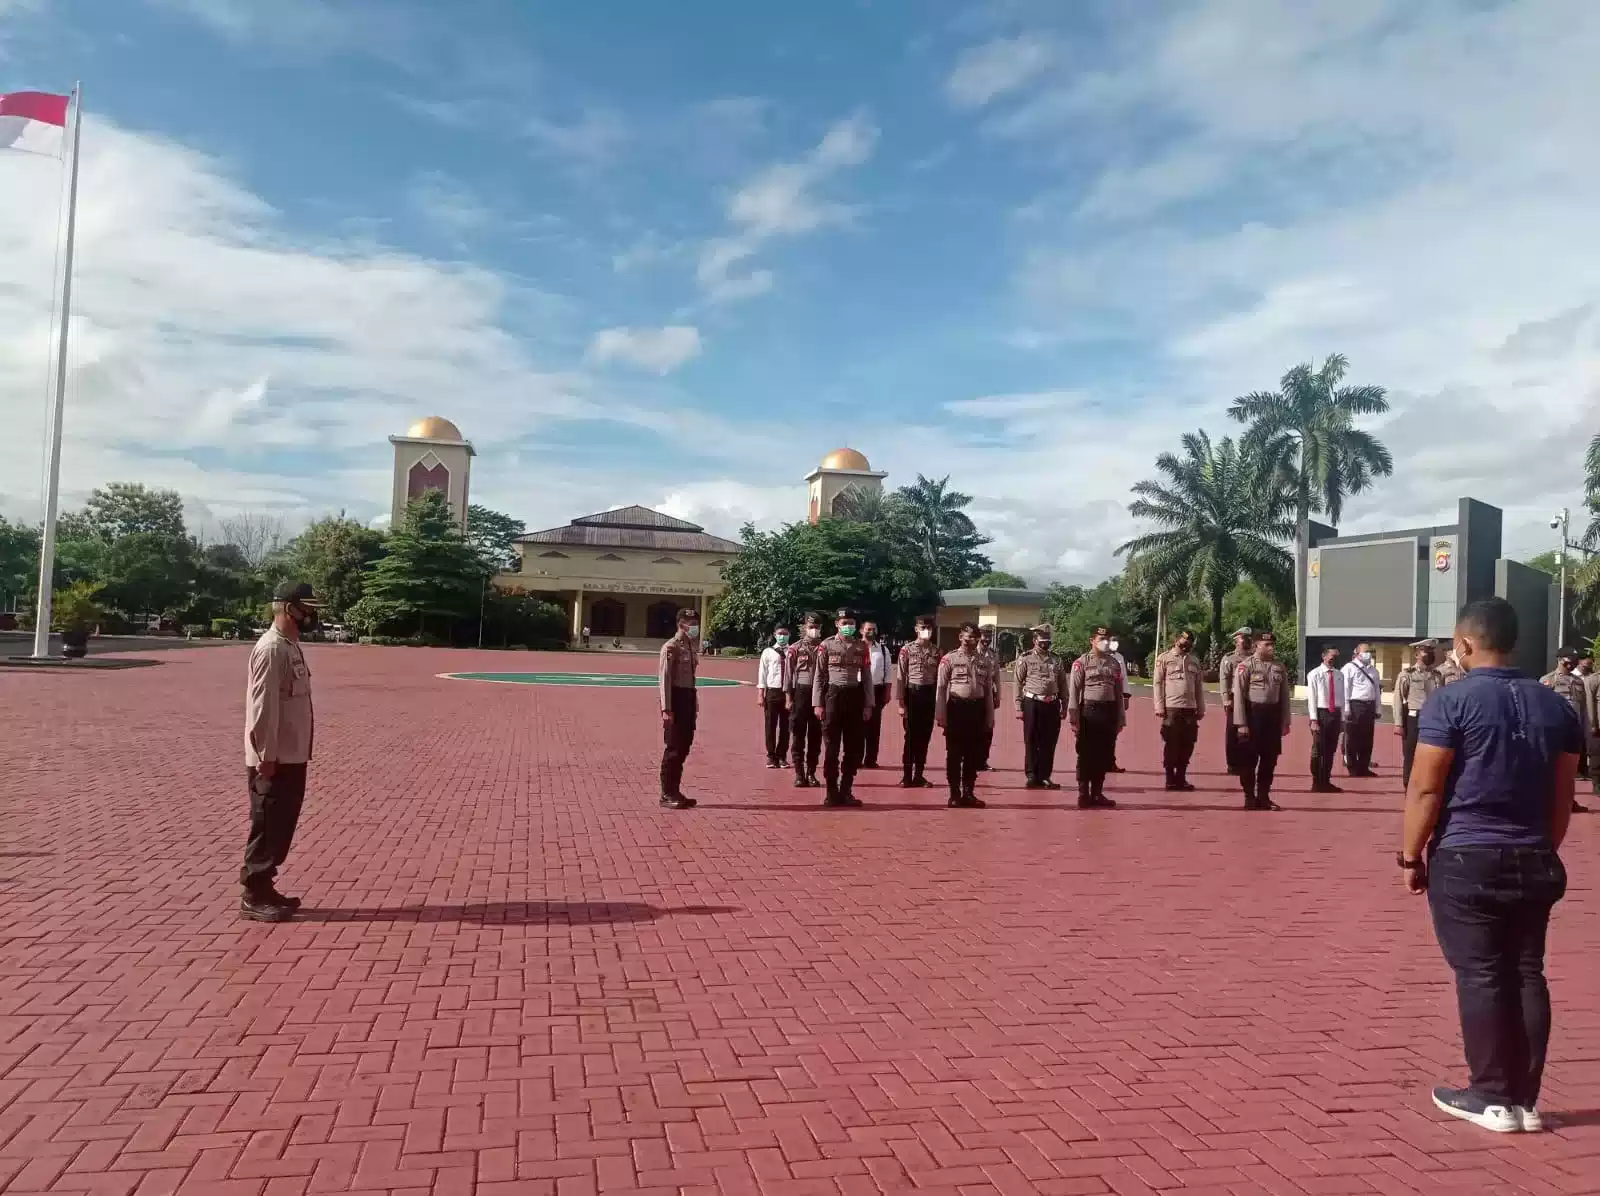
[
  {"left": 829, "top": 486, "right": 902, "bottom": 525},
  {"left": 95, "top": 532, "right": 197, "bottom": 625},
  {"left": 1522, "top": 550, "right": 1565, "bottom": 578},
  {"left": 184, "top": 543, "right": 261, "bottom": 625},
  {"left": 1228, "top": 354, "right": 1392, "bottom": 654},
  {"left": 352, "top": 491, "right": 482, "bottom": 637},
  {"left": 482, "top": 588, "right": 568, "bottom": 648},
  {"left": 972, "top": 570, "right": 1027, "bottom": 588},
  {"left": 1221, "top": 580, "right": 1278, "bottom": 641},
  {"left": 0, "top": 516, "right": 40, "bottom": 611},
  {"left": 1040, "top": 577, "right": 1155, "bottom": 665},
  {"left": 894, "top": 474, "right": 992, "bottom": 589},
  {"left": 77, "top": 482, "right": 187, "bottom": 541},
  {"left": 272, "top": 517, "right": 386, "bottom": 618},
  {"left": 1118, "top": 431, "right": 1295, "bottom": 663},
  {"left": 1576, "top": 432, "right": 1600, "bottom": 622},
  {"left": 466, "top": 504, "right": 526, "bottom": 574}
]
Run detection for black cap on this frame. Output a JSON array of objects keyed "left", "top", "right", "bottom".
[
  {"left": 1557, "top": 647, "right": 1579, "bottom": 663},
  {"left": 273, "top": 581, "right": 322, "bottom": 606}
]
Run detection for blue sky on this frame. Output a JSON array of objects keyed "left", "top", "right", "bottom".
[{"left": 1, "top": 0, "right": 1595, "bottom": 581}]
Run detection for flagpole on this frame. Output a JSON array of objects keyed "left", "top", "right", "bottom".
[{"left": 32, "top": 83, "right": 81, "bottom": 659}]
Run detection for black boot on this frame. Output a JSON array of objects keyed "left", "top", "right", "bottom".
[
  {"left": 1090, "top": 779, "right": 1116, "bottom": 809},
  {"left": 1163, "top": 767, "right": 1179, "bottom": 791},
  {"left": 839, "top": 777, "right": 863, "bottom": 807},
  {"left": 1078, "top": 781, "right": 1093, "bottom": 808},
  {"left": 239, "top": 890, "right": 293, "bottom": 922},
  {"left": 659, "top": 793, "right": 696, "bottom": 809}
]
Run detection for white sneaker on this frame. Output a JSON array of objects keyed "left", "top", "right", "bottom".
[
  {"left": 1432, "top": 1086, "right": 1519, "bottom": 1133},
  {"left": 1517, "top": 1106, "right": 1544, "bottom": 1133}
]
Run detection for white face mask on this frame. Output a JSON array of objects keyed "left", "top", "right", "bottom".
[
  {"left": 917, "top": 628, "right": 932, "bottom": 640},
  {"left": 1109, "top": 640, "right": 1120, "bottom": 653},
  {"left": 806, "top": 627, "right": 821, "bottom": 640},
  {"left": 1359, "top": 651, "right": 1372, "bottom": 664}
]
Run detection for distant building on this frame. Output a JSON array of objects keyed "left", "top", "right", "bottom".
[
  {"left": 806, "top": 447, "right": 887, "bottom": 523},
  {"left": 935, "top": 587, "right": 1049, "bottom": 654},
  {"left": 388, "top": 416, "right": 474, "bottom": 533}
]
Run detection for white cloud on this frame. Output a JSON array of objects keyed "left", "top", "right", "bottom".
[
  {"left": 587, "top": 326, "right": 703, "bottom": 375},
  {"left": 522, "top": 109, "right": 626, "bottom": 168},
  {"left": 944, "top": 390, "right": 1085, "bottom": 419},
  {"left": 405, "top": 170, "right": 493, "bottom": 237},
  {"left": 945, "top": 34, "right": 1055, "bottom": 109},
  {"left": 696, "top": 112, "right": 877, "bottom": 305}
]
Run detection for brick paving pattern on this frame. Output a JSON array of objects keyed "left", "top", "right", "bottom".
[{"left": 3, "top": 644, "right": 1599, "bottom": 1195}]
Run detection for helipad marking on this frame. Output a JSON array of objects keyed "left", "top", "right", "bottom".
[{"left": 440, "top": 670, "right": 743, "bottom": 688}]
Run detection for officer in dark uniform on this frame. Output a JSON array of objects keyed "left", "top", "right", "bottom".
[
  {"left": 813, "top": 608, "right": 873, "bottom": 807},
  {"left": 786, "top": 613, "right": 824, "bottom": 787},
  {"left": 1233, "top": 629, "right": 1292, "bottom": 810},
  {"left": 1067, "top": 626, "right": 1124, "bottom": 808},
  {"left": 1013, "top": 624, "right": 1067, "bottom": 788},
  {"left": 895, "top": 614, "right": 941, "bottom": 787},
  {"left": 1218, "top": 627, "right": 1251, "bottom": 775}
]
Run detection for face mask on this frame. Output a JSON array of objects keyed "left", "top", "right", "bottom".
[
  {"left": 806, "top": 627, "right": 821, "bottom": 640},
  {"left": 1177, "top": 641, "right": 1191, "bottom": 654},
  {"left": 775, "top": 635, "right": 790, "bottom": 646},
  {"left": 1420, "top": 653, "right": 1434, "bottom": 666},
  {"left": 686, "top": 624, "right": 701, "bottom": 639},
  {"left": 839, "top": 626, "right": 857, "bottom": 638},
  {"left": 1109, "top": 640, "right": 1120, "bottom": 653},
  {"left": 917, "top": 628, "right": 932, "bottom": 640},
  {"left": 862, "top": 629, "right": 875, "bottom": 640},
  {"left": 293, "top": 605, "right": 318, "bottom": 631},
  {"left": 1359, "top": 651, "right": 1372, "bottom": 664},
  {"left": 1037, "top": 640, "right": 1051, "bottom": 651}
]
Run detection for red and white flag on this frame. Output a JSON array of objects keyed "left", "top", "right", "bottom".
[{"left": 0, "top": 90, "right": 70, "bottom": 156}]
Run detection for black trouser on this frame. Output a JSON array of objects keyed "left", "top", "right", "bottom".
[
  {"left": 660, "top": 686, "right": 698, "bottom": 797},
  {"left": 1402, "top": 710, "right": 1422, "bottom": 788},
  {"left": 1160, "top": 709, "right": 1198, "bottom": 783},
  {"left": 902, "top": 685, "right": 936, "bottom": 781},
  {"left": 1075, "top": 701, "right": 1118, "bottom": 791},
  {"left": 241, "top": 763, "right": 308, "bottom": 893},
  {"left": 762, "top": 688, "right": 789, "bottom": 764},
  {"left": 1429, "top": 846, "right": 1566, "bottom": 1108},
  {"left": 863, "top": 684, "right": 890, "bottom": 766},
  {"left": 1022, "top": 696, "right": 1063, "bottom": 783},
  {"left": 978, "top": 704, "right": 995, "bottom": 769},
  {"left": 790, "top": 693, "right": 821, "bottom": 778},
  {"left": 1345, "top": 699, "right": 1376, "bottom": 772},
  {"left": 944, "top": 696, "right": 985, "bottom": 798},
  {"left": 1223, "top": 711, "right": 1240, "bottom": 773},
  {"left": 1237, "top": 706, "right": 1283, "bottom": 805},
  {"left": 1311, "top": 710, "right": 1342, "bottom": 788},
  {"left": 822, "top": 686, "right": 866, "bottom": 795}
]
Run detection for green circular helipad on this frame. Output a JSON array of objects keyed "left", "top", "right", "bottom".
[{"left": 441, "top": 671, "right": 742, "bottom": 688}]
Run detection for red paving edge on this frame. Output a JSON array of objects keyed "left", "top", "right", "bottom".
[{"left": 1, "top": 643, "right": 1597, "bottom": 1196}]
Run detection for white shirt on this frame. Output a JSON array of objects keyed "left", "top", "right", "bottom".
[
  {"left": 1306, "top": 663, "right": 1346, "bottom": 717},
  {"left": 757, "top": 645, "right": 788, "bottom": 690},
  {"left": 1111, "top": 651, "right": 1133, "bottom": 694},
  {"left": 1342, "top": 658, "right": 1381, "bottom": 707},
  {"left": 866, "top": 641, "right": 892, "bottom": 686}
]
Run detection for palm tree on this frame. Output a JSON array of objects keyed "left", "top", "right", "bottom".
[
  {"left": 1117, "top": 431, "right": 1295, "bottom": 658},
  {"left": 1228, "top": 353, "right": 1392, "bottom": 653},
  {"left": 895, "top": 473, "right": 991, "bottom": 587},
  {"left": 1575, "top": 432, "right": 1600, "bottom": 622},
  {"left": 829, "top": 484, "right": 899, "bottom": 524}
]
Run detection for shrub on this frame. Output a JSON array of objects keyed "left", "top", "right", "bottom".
[
  {"left": 719, "top": 647, "right": 750, "bottom": 658},
  {"left": 52, "top": 581, "right": 103, "bottom": 632},
  {"left": 211, "top": 618, "right": 238, "bottom": 638}
]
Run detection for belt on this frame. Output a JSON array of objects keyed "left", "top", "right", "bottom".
[{"left": 1023, "top": 693, "right": 1058, "bottom": 702}]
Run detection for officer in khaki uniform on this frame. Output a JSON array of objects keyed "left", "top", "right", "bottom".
[
  {"left": 1393, "top": 638, "right": 1443, "bottom": 788},
  {"left": 1542, "top": 650, "right": 1591, "bottom": 812},
  {"left": 976, "top": 626, "right": 1001, "bottom": 770},
  {"left": 1068, "top": 626, "right": 1124, "bottom": 809},
  {"left": 658, "top": 608, "right": 702, "bottom": 810},
  {"left": 240, "top": 581, "right": 322, "bottom": 922},
  {"left": 812, "top": 608, "right": 874, "bottom": 807},
  {"left": 936, "top": 621, "right": 993, "bottom": 807},
  {"left": 1232, "top": 629, "right": 1292, "bottom": 810},
  {"left": 1583, "top": 661, "right": 1600, "bottom": 800},
  {"left": 1013, "top": 624, "right": 1068, "bottom": 789},
  {"left": 1152, "top": 629, "right": 1205, "bottom": 791},
  {"left": 1437, "top": 647, "right": 1465, "bottom": 686},
  {"left": 786, "top": 615, "right": 824, "bottom": 787},
  {"left": 895, "top": 614, "right": 941, "bottom": 788},
  {"left": 1217, "top": 627, "right": 1251, "bottom": 775}
]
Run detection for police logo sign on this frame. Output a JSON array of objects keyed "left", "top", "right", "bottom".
[{"left": 1434, "top": 539, "right": 1452, "bottom": 572}]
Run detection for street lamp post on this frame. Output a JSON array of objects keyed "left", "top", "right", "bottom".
[{"left": 1552, "top": 507, "right": 1588, "bottom": 651}]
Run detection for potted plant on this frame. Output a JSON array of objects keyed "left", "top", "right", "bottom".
[{"left": 53, "top": 581, "right": 102, "bottom": 659}]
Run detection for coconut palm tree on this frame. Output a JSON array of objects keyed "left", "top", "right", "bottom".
[
  {"left": 829, "top": 484, "right": 899, "bottom": 525},
  {"left": 894, "top": 473, "right": 991, "bottom": 588},
  {"left": 1575, "top": 432, "right": 1600, "bottom": 622},
  {"left": 1228, "top": 354, "right": 1392, "bottom": 651},
  {"left": 1117, "top": 431, "right": 1295, "bottom": 658}
]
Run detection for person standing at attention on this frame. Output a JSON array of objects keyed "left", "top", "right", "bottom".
[
  {"left": 1218, "top": 628, "right": 1252, "bottom": 775},
  {"left": 813, "top": 608, "right": 873, "bottom": 807},
  {"left": 1401, "top": 597, "right": 1580, "bottom": 1134},
  {"left": 1582, "top": 655, "right": 1600, "bottom": 805},
  {"left": 936, "top": 621, "right": 990, "bottom": 807},
  {"left": 1395, "top": 639, "right": 1443, "bottom": 788},
  {"left": 895, "top": 614, "right": 940, "bottom": 788},
  {"left": 1014, "top": 624, "right": 1068, "bottom": 789},
  {"left": 975, "top": 626, "right": 1000, "bottom": 770},
  {"left": 1152, "top": 630, "right": 1205, "bottom": 791},
  {"left": 1306, "top": 646, "right": 1345, "bottom": 794},
  {"left": 1068, "top": 626, "right": 1124, "bottom": 809},
  {"left": 240, "top": 581, "right": 322, "bottom": 922},
  {"left": 1342, "top": 641, "right": 1382, "bottom": 776},
  {"left": 657, "top": 608, "right": 701, "bottom": 810},
  {"left": 1107, "top": 635, "right": 1131, "bottom": 772},
  {"left": 1233, "top": 630, "right": 1292, "bottom": 810},
  {"left": 861, "top": 620, "right": 893, "bottom": 769},
  {"left": 757, "top": 626, "right": 791, "bottom": 769},
  {"left": 1542, "top": 649, "right": 1591, "bottom": 813},
  {"left": 787, "top": 614, "right": 824, "bottom": 788}
]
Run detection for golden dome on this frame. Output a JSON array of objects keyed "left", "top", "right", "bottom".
[
  {"left": 407, "top": 416, "right": 463, "bottom": 441},
  {"left": 819, "top": 447, "right": 871, "bottom": 471}
]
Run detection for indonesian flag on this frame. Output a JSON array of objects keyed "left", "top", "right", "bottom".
[{"left": 0, "top": 90, "right": 70, "bottom": 156}]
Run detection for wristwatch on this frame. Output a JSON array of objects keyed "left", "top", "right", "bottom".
[{"left": 1395, "top": 853, "right": 1424, "bottom": 870}]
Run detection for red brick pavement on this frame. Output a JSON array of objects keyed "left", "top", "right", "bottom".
[{"left": 2, "top": 645, "right": 1599, "bottom": 1196}]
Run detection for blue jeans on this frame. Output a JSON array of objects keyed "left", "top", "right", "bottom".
[{"left": 1428, "top": 846, "right": 1566, "bottom": 1107}]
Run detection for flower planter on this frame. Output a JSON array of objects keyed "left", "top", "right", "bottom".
[{"left": 60, "top": 629, "right": 89, "bottom": 659}]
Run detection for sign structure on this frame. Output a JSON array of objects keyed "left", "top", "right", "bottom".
[
  {"left": 441, "top": 671, "right": 743, "bottom": 688},
  {"left": 1434, "top": 539, "right": 1452, "bottom": 572}
]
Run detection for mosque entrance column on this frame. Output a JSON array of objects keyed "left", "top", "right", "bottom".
[{"left": 571, "top": 587, "right": 584, "bottom": 643}]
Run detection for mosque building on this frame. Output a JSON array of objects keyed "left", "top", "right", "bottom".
[{"left": 387, "top": 418, "right": 894, "bottom": 647}]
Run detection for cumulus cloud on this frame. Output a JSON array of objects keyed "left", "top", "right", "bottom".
[
  {"left": 696, "top": 112, "right": 877, "bottom": 304},
  {"left": 587, "top": 326, "right": 703, "bottom": 375}
]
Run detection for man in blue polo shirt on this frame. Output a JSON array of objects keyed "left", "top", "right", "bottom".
[{"left": 1400, "top": 598, "right": 1583, "bottom": 1134}]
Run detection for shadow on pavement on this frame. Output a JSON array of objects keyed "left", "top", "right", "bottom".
[
  {"left": 295, "top": 900, "right": 739, "bottom": 924},
  {"left": 709, "top": 800, "right": 1391, "bottom": 814},
  {"left": 0, "top": 851, "right": 55, "bottom": 858}
]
